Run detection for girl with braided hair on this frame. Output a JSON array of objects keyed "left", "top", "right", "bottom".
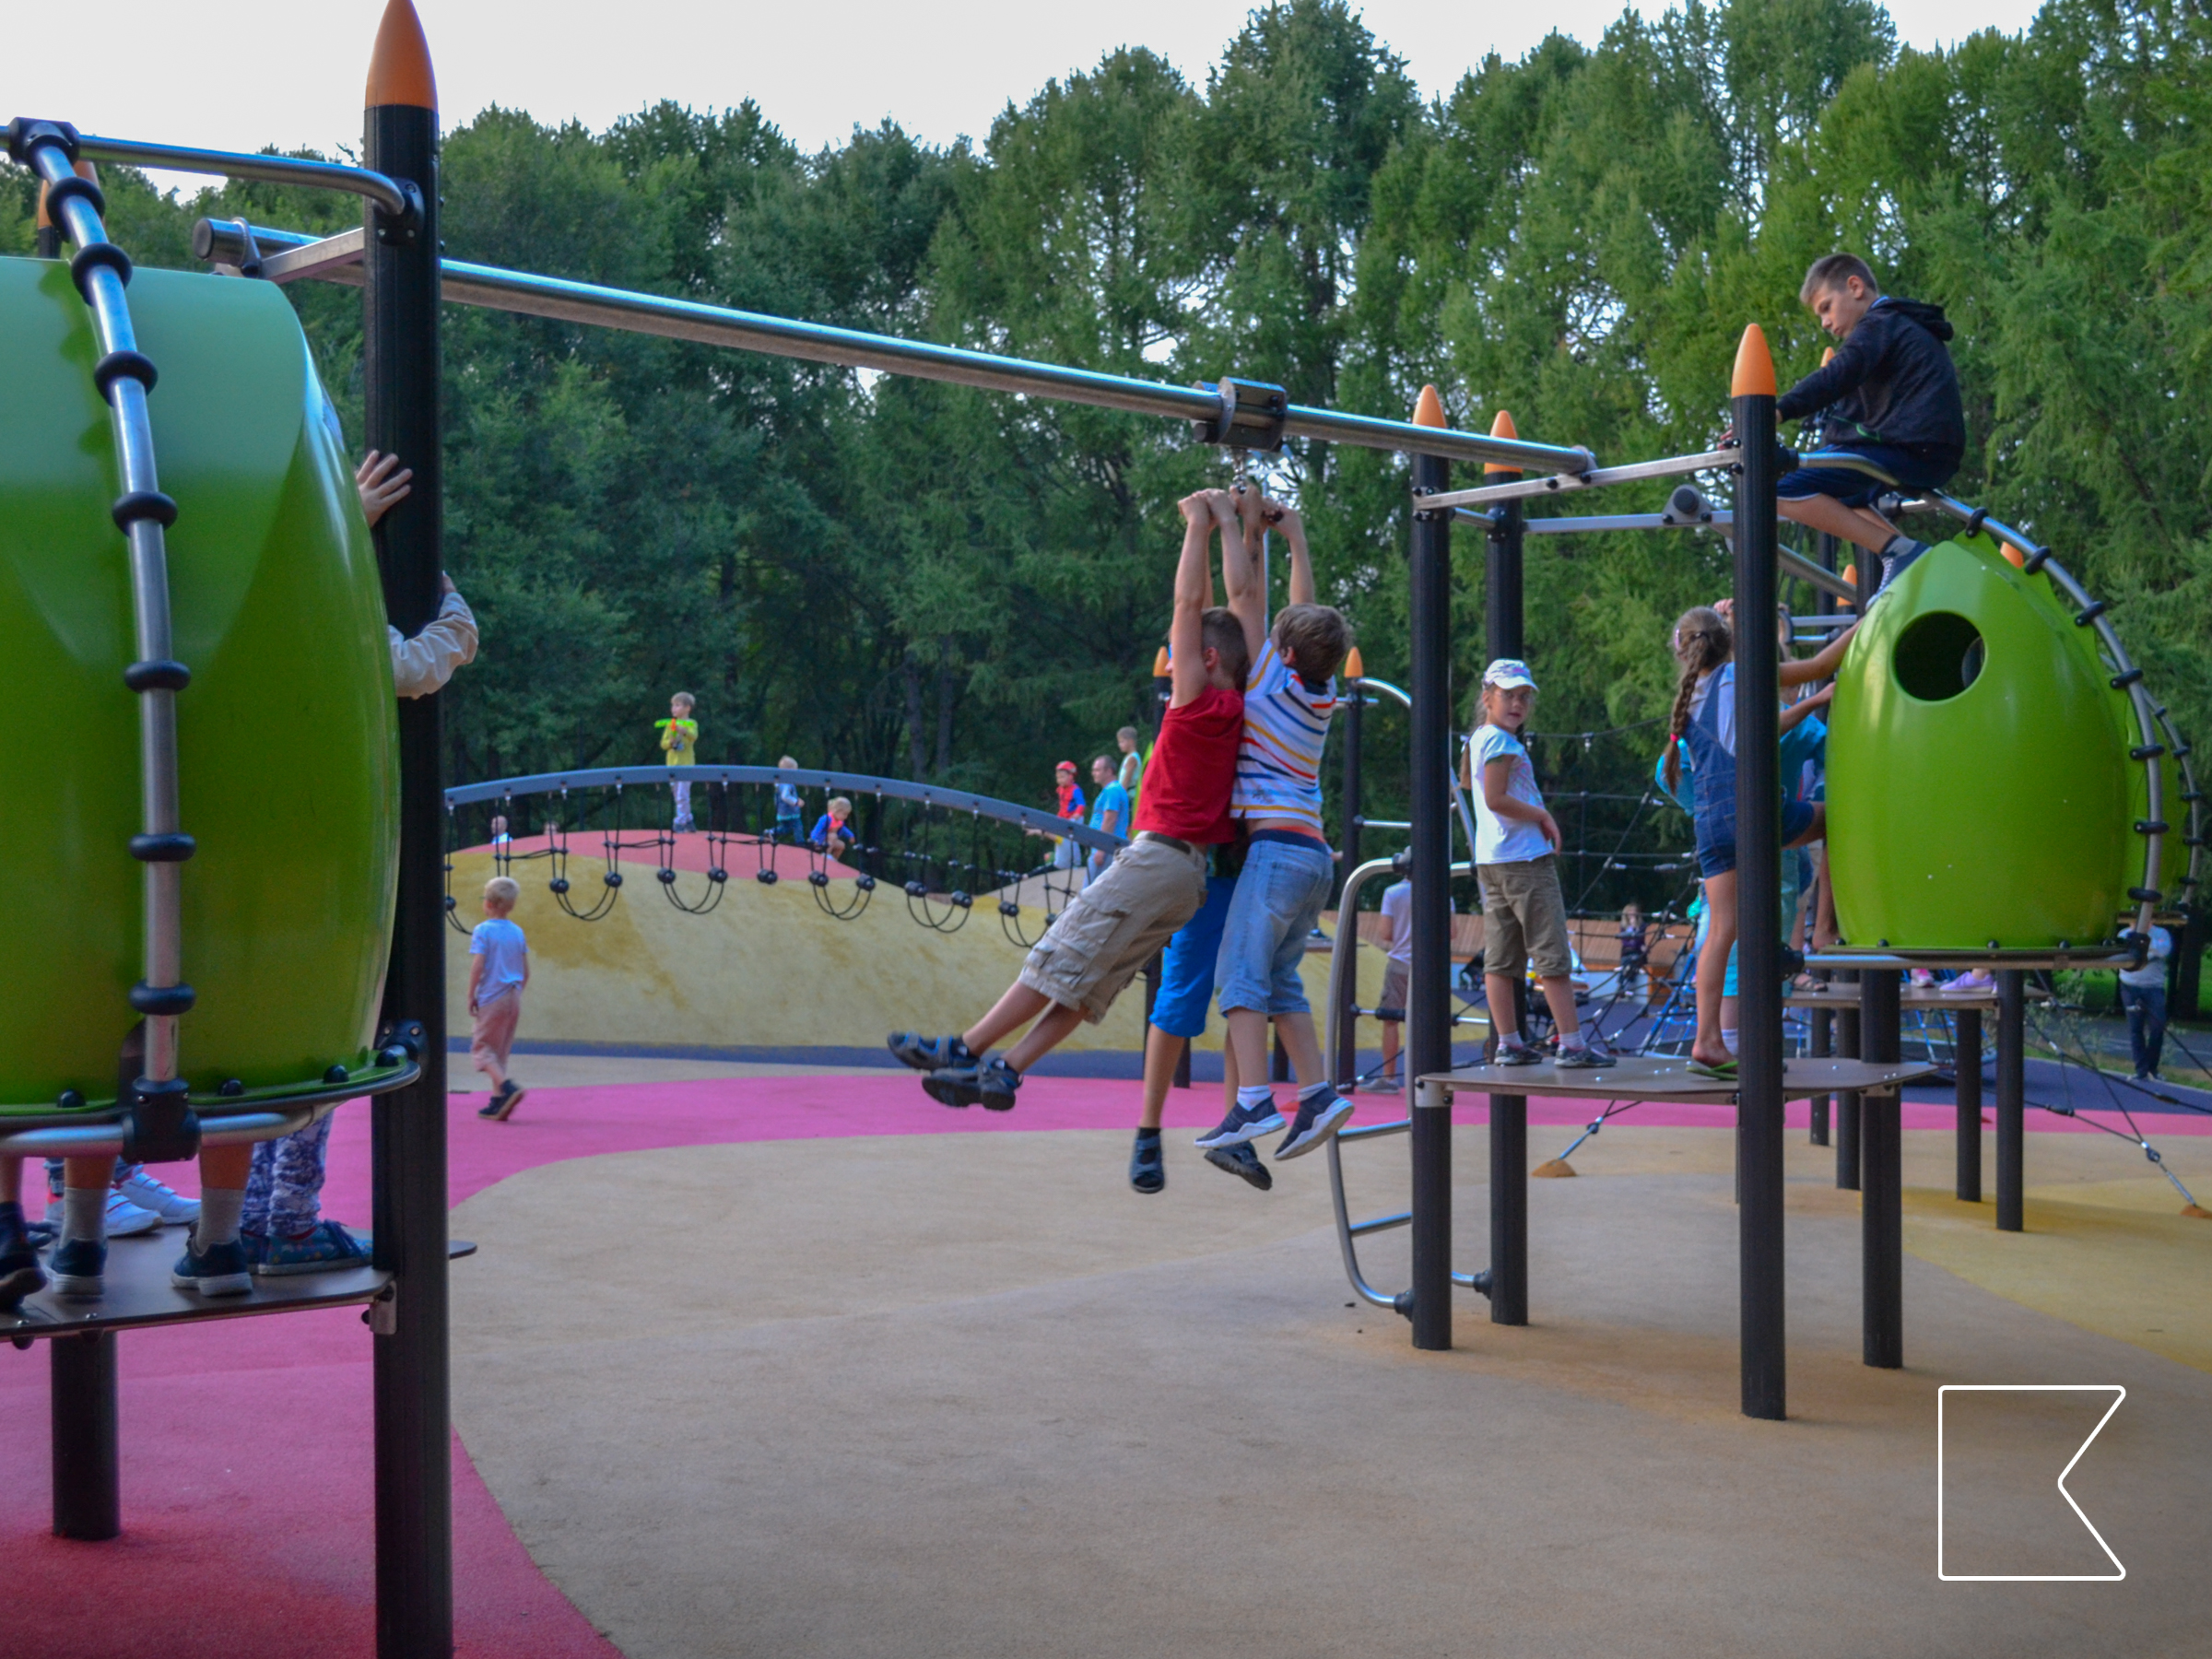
[{"left": 1666, "top": 607, "right": 1853, "bottom": 1073}]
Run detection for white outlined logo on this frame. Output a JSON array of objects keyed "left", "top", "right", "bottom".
[{"left": 1936, "top": 1385, "right": 2126, "bottom": 1582}]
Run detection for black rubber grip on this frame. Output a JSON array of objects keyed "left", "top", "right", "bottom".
[
  {"left": 2129, "top": 887, "right": 2165, "bottom": 903},
  {"left": 42, "top": 171, "right": 105, "bottom": 219},
  {"left": 129, "top": 831, "right": 196, "bottom": 863},
  {"left": 124, "top": 658, "right": 191, "bottom": 693},
  {"left": 93, "top": 347, "right": 157, "bottom": 402},
  {"left": 2075, "top": 599, "right": 2112, "bottom": 626},
  {"left": 2131, "top": 743, "right": 2167, "bottom": 761},
  {"left": 2135, "top": 819, "right": 2171, "bottom": 836},
  {"left": 2110, "top": 667, "right": 2145, "bottom": 689},
  {"left": 6, "top": 118, "right": 79, "bottom": 165},
  {"left": 128, "top": 981, "right": 197, "bottom": 1016},
  {"left": 112, "top": 488, "right": 178, "bottom": 529},
  {"left": 2023, "top": 548, "right": 2051, "bottom": 573},
  {"left": 69, "top": 239, "right": 132, "bottom": 299},
  {"left": 1963, "top": 507, "right": 1988, "bottom": 537}
]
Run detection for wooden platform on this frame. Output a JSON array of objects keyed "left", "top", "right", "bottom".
[
  {"left": 1417, "top": 1053, "right": 1935, "bottom": 1105},
  {"left": 0, "top": 1230, "right": 474, "bottom": 1343}
]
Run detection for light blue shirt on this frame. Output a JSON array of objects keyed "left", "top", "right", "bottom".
[
  {"left": 471, "top": 917, "right": 528, "bottom": 1003},
  {"left": 2120, "top": 925, "right": 2171, "bottom": 989},
  {"left": 1469, "top": 724, "right": 1551, "bottom": 865},
  {"left": 1089, "top": 781, "right": 1131, "bottom": 836}
]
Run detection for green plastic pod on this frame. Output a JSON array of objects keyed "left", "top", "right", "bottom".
[
  {"left": 1826, "top": 535, "right": 2132, "bottom": 950},
  {"left": 0, "top": 258, "right": 398, "bottom": 1114}
]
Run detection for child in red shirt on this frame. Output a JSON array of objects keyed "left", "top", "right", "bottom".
[{"left": 888, "top": 490, "right": 1253, "bottom": 1107}]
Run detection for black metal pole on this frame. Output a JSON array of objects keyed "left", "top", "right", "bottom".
[
  {"left": 1809, "top": 1006, "right": 1831, "bottom": 1146},
  {"left": 1733, "top": 331, "right": 1786, "bottom": 1420},
  {"left": 51, "top": 1332, "right": 120, "bottom": 1541},
  {"left": 1955, "top": 1007, "right": 1983, "bottom": 1203},
  {"left": 363, "top": 9, "right": 453, "bottom": 1653},
  {"left": 1484, "top": 436, "right": 1528, "bottom": 1330},
  {"left": 1861, "top": 970, "right": 1902, "bottom": 1368},
  {"left": 1837, "top": 998, "right": 1862, "bottom": 1190},
  {"left": 1996, "top": 971, "right": 2025, "bottom": 1231},
  {"left": 1407, "top": 402, "right": 1456, "bottom": 1352}
]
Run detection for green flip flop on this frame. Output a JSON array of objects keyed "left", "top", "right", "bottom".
[{"left": 1687, "top": 1059, "right": 1739, "bottom": 1080}]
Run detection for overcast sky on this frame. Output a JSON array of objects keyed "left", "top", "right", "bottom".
[{"left": 7, "top": 0, "right": 2042, "bottom": 183}]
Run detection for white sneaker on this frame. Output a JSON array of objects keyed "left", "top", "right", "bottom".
[
  {"left": 117, "top": 1170, "right": 201, "bottom": 1226},
  {"left": 47, "top": 1190, "right": 163, "bottom": 1239}
]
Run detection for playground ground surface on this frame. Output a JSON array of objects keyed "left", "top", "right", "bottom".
[{"left": 3, "top": 1053, "right": 2207, "bottom": 1658}]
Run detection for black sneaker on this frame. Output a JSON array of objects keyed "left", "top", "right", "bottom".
[
  {"left": 1554, "top": 1033, "right": 1618, "bottom": 1069},
  {"left": 1871, "top": 541, "right": 1929, "bottom": 600},
  {"left": 0, "top": 1206, "right": 43, "bottom": 1309},
  {"left": 171, "top": 1233, "right": 253, "bottom": 1297},
  {"left": 1493, "top": 1041, "right": 1543, "bottom": 1067},
  {"left": 1129, "top": 1131, "right": 1165, "bottom": 1194},
  {"left": 1204, "top": 1142, "right": 1273, "bottom": 1191},
  {"left": 888, "top": 1032, "right": 972, "bottom": 1072},
  {"left": 1194, "top": 1097, "right": 1285, "bottom": 1149},
  {"left": 477, "top": 1081, "right": 525, "bottom": 1121},
  {"left": 49, "top": 1234, "right": 106, "bottom": 1300},
  {"left": 1276, "top": 1087, "right": 1355, "bottom": 1159},
  {"left": 923, "top": 1056, "right": 1020, "bottom": 1112}
]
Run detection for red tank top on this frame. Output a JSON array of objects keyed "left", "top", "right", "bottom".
[{"left": 1135, "top": 687, "right": 1244, "bottom": 844}]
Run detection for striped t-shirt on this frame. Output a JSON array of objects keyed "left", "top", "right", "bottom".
[{"left": 1231, "top": 639, "right": 1337, "bottom": 834}]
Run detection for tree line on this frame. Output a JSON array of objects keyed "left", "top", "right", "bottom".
[{"left": 4, "top": 0, "right": 2206, "bottom": 913}]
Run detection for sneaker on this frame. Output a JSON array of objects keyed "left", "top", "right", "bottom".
[
  {"left": 171, "top": 1233, "right": 253, "bottom": 1297},
  {"left": 117, "top": 1170, "right": 200, "bottom": 1227},
  {"left": 254, "top": 1220, "right": 372, "bottom": 1277},
  {"left": 0, "top": 1208, "right": 43, "bottom": 1308},
  {"left": 49, "top": 1235, "right": 106, "bottom": 1300},
  {"left": 923, "top": 1057, "right": 1020, "bottom": 1112},
  {"left": 1129, "top": 1131, "right": 1165, "bottom": 1194},
  {"left": 1492, "top": 1041, "right": 1543, "bottom": 1067},
  {"left": 1554, "top": 1033, "right": 1619, "bottom": 1069},
  {"left": 1276, "top": 1087, "right": 1355, "bottom": 1159},
  {"left": 477, "top": 1080, "right": 525, "bottom": 1121},
  {"left": 1871, "top": 541, "right": 1928, "bottom": 599},
  {"left": 1194, "top": 1098, "right": 1285, "bottom": 1150},
  {"left": 1204, "top": 1142, "right": 1273, "bottom": 1191},
  {"left": 103, "top": 1191, "right": 163, "bottom": 1237},
  {"left": 888, "top": 1032, "right": 972, "bottom": 1072}
]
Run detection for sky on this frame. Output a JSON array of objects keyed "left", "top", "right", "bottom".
[{"left": 6, "top": 0, "right": 2043, "bottom": 187}]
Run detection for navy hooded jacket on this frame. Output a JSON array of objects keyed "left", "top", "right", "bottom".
[{"left": 1775, "top": 296, "right": 1965, "bottom": 461}]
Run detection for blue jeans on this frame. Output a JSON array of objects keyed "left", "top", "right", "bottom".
[
  {"left": 2121, "top": 982, "right": 2168, "bottom": 1078},
  {"left": 1214, "top": 836, "right": 1334, "bottom": 1017}
]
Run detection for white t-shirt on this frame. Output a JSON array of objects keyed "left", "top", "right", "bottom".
[
  {"left": 1378, "top": 877, "right": 1451, "bottom": 964},
  {"left": 1468, "top": 724, "right": 1551, "bottom": 865},
  {"left": 2119, "top": 924, "right": 2172, "bottom": 989}
]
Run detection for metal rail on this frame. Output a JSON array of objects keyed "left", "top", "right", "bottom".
[
  {"left": 191, "top": 218, "right": 1594, "bottom": 474},
  {"left": 446, "top": 763, "right": 1130, "bottom": 857},
  {"left": 1423, "top": 447, "right": 1739, "bottom": 511},
  {"left": 1323, "top": 854, "right": 1484, "bottom": 1312},
  {"left": 61, "top": 130, "right": 415, "bottom": 218}
]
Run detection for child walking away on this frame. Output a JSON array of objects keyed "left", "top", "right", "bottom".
[
  {"left": 1465, "top": 662, "right": 1615, "bottom": 1068},
  {"left": 660, "top": 693, "right": 699, "bottom": 831},
  {"left": 1665, "top": 608, "right": 1849, "bottom": 1075},
  {"left": 887, "top": 490, "right": 1252, "bottom": 1109},
  {"left": 1771, "top": 253, "right": 1965, "bottom": 598},
  {"left": 470, "top": 877, "right": 531, "bottom": 1120},
  {"left": 1198, "top": 489, "right": 1358, "bottom": 1161}
]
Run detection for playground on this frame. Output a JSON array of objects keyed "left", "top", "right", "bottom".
[{"left": 6, "top": 1, "right": 2212, "bottom": 1653}]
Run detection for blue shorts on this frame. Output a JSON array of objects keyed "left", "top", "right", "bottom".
[
  {"left": 1150, "top": 876, "right": 1236, "bottom": 1040},
  {"left": 1697, "top": 798, "right": 1817, "bottom": 878},
  {"left": 1777, "top": 441, "right": 1959, "bottom": 510},
  {"left": 1215, "top": 834, "right": 1335, "bottom": 1018}
]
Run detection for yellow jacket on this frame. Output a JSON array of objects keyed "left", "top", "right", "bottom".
[{"left": 657, "top": 717, "right": 698, "bottom": 765}]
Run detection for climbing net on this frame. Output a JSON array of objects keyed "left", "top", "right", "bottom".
[{"left": 442, "top": 764, "right": 1112, "bottom": 940}]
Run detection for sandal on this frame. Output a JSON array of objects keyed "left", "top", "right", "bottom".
[{"left": 1687, "top": 1058, "right": 1738, "bottom": 1080}]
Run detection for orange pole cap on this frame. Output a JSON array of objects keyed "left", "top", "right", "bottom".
[
  {"left": 1151, "top": 646, "right": 1171, "bottom": 677},
  {"left": 2000, "top": 543, "right": 2028, "bottom": 570},
  {"left": 1344, "top": 646, "right": 1365, "bottom": 680},
  {"left": 1484, "top": 408, "right": 1520, "bottom": 476},
  {"left": 366, "top": 0, "right": 438, "bottom": 112},
  {"left": 1412, "top": 384, "right": 1448, "bottom": 428},
  {"left": 1731, "top": 324, "right": 1777, "bottom": 399}
]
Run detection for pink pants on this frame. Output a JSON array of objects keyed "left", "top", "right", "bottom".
[{"left": 471, "top": 990, "right": 523, "bottom": 1080}]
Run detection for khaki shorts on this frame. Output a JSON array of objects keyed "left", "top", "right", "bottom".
[
  {"left": 1477, "top": 856, "right": 1572, "bottom": 980},
  {"left": 471, "top": 989, "right": 523, "bottom": 1073},
  {"left": 1378, "top": 957, "right": 1409, "bottom": 1020},
  {"left": 1019, "top": 836, "right": 1207, "bottom": 1024}
]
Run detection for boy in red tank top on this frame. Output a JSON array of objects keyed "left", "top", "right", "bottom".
[{"left": 887, "top": 490, "right": 1253, "bottom": 1109}]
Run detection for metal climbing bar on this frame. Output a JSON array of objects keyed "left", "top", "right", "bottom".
[
  {"left": 1418, "top": 446, "right": 1738, "bottom": 511},
  {"left": 64, "top": 129, "right": 416, "bottom": 218},
  {"left": 188, "top": 215, "right": 1594, "bottom": 474},
  {"left": 13, "top": 121, "right": 196, "bottom": 1156}
]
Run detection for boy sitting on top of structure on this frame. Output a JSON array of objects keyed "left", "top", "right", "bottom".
[
  {"left": 1768, "top": 253, "right": 1965, "bottom": 598},
  {"left": 885, "top": 490, "right": 1251, "bottom": 1109}
]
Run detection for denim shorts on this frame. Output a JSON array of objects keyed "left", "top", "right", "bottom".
[
  {"left": 1148, "top": 875, "right": 1236, "bottom": 1039},
  {"left": 1214, "top": 834, "right": 1335, "bottom": 1017},
  {"left": 1777, "top": 441, "right": 1959, "bottom": 510},
  {"left": 1697, "top": 797, "right": 1816, "bottom": 878}
]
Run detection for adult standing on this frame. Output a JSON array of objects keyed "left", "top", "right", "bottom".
[{"left": 2120, "top": 924, "right": 2173, "bottom": 1080}]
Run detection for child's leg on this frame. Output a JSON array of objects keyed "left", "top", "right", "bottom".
[
  {"left": 1778, "top": 493, "right": 1898, "bottom": 556},
  {"left": 244, "top": 1138, "right": 277, "bottom": 1234},
  {"left": 61, "top": 1154, "right": 112, "bottom": 1241},
  {"left": 1000, "top": 1000, "right": 1087, "bottom": 1071},
  {"left": 1269, "top": 1011, "right": 1325, "bottom": 1088},
  {"left": 961, "top": 982, "right": 1053, "bottom": 1055},
  {"left": 0, "top": 1155, "right": 18, "bottom": 1208},
  {"left": 265, "top": 1114, "right": 336, "bottom": 1238},
  {"left": 1379, "top": 1017, "right": 1400, "bottom": 1083},
  {"left": 1535, "top": 976, "right": 1580, "bottom": 1037},
  {"left": 196, "top": 1143, "right": 253, "bottom": 1244},
  {"left": 1139, "top": 1025, "right": 1184, "bottom": 1132},
  {"left": 1694, "top": 872, "right": 1738, "bottom": 1065},
  {"left": 1483, "top": 971, "right": 1523, "bottom": 1044},
  {"left": 471, "top": 995, "right": 513, "bottom": 1090}
]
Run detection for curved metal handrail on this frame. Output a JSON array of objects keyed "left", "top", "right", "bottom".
[
  {"left": 62, "top": 130, "right": 415, "bottom": 218},
  {"left": 445, "top": 764, "right": 1129, "bottom": 857}
]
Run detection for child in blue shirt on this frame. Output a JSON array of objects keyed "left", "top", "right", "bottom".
[
  {"left": 470, "top": 877, "right": 531, "bottom": 1121},
  {"left": 774, "top": 757, "right": 804, "bottom": 843},
  {"left": 810, "top": 796, "right": 856, "bottom": 861}
]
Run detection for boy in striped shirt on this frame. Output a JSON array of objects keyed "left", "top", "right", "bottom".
[{"left": 1197, "top": 489, "right": 1358, "bottom": 1162}]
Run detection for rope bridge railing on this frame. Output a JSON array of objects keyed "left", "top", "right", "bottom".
[{"left": 442, "top": 765, "right": 1124, "bottom": 942}]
